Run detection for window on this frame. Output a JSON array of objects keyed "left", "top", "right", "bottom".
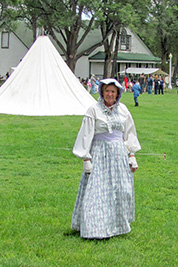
[
  {"left": 126, "top": 36, "right": 130, "bottom": 50},
  {"left": 120, "top": 28, "right": 131, "bottom": 51},
  {"left": 1, "top": 32, "right": 10, "bottom": 48}
]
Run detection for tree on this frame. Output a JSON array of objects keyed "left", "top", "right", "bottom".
[
  {"left": 98, "top": 0, "right": 145, "bottom": 78},
  {"left": 17, "top": 0, "right": 46, "bottom": 42},
  {"left": 99, "top": 15, "right": 116, "bottom": 78},
  {"left": 0, "top": 0, "right": 45, "bottom": 41},
  {"left": 150, "top": 0, "right": 174, "bottom": 70},
  {"left": 35, "top": 0, "right": 107, "bottom": 73},
  {"left": 33, "top": 0, "right": 140, "bottom": 75},
  {"left": 0, "top": 0, "right": 19, "bottom": 30},
  {"left": 0, "top": 1, "right": 8, "bottom": 29},
  {"left": 170, "top": 0, "right": 178, "bottom": 77},
  {"left": 0, "top": 0, "right": 108, "bottom": 73},
  {"left": 136, "top": 0, "right": 178, "bottom": 73}
]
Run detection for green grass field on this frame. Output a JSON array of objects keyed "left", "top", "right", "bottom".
[{"left": 0, "top": 89, "right": 178, "bottom": 266}]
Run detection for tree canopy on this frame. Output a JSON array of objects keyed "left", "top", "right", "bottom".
[
  {"left": 136, "top": 0, "right": 178, "bottom": 75},
  {"left": 1, "top": 0, "right": 178, "bottom": 76}
]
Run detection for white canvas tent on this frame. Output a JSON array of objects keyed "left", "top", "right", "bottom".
[
  {"left": 0, "top": 36, "right": 96, "bottom": 116},
  {"left": 124, "top": 68, "right": 159, "bottom": 75},
  {"left": 119, "top": 68, "right": 168, "bottom": 76}
]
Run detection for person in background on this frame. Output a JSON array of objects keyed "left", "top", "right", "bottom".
[
  {"left": 128, "top": 78, "right": 133, "bottom": 92},
  {"left": 176, "top": 79, "right": 178, "bottom": 94},
  {"left": 71, "top": 78, "right": 141, "bottom": 239},
  {"left": 124, "top": 70, "right": 128, "bottom": 91},
  {"left": 87, "top": 79, "right": 91, "bottom": 92},
  {"left": 147, "top": 74, "right": 153, "bottom": 94},
  {"left": 95, "top": 78, "right": 100, "bottom": 93},
  {"left": 159, "top": 76, "right": 164, "bottom": 95},
  {"left": 81, "top": 78, "right": 87, "bottom": 90},
  {"left": 132, "top": 80, "right": 141, "bottom": 106},
  {"left": 138, "top": 73, "right": 145, "bottom": 94},
  {"left": 90, "top": 74, "right": 96, "bottom": 94},
  {"left": 154, "top": 75, "right": 160, "bottom": 95}
]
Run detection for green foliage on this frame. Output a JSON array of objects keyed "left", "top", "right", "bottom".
[
  {"left": 135, "top": 0, "right": 178, "bottom": 70},
  {"left": 0, "top": 91, "right": 178, "bottom": 266},
  {"left": 0, "top": 0, "right": 18, "bottom": 30}
]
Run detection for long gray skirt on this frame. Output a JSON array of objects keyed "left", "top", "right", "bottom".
[{"left": 71, "top": 138, "right": 135, "bottom": 239}]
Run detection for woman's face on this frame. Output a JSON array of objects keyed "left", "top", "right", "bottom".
[{"left": 103, "top": 84, "right": 118, "bottom": 107}]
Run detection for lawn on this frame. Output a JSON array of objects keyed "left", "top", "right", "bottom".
[{"left": 0, "top": 89, "right": 178, "bottom": 266}]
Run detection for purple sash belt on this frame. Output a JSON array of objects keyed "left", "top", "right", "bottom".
[{"left": 93, "top": 130, "right": 123, "bottom": 142}]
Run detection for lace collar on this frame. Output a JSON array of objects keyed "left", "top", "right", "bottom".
[{"left": 99, "top": 98, "right": 119, "bottom": 115}]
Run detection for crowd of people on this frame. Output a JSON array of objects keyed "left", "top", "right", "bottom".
[
  {"left": 79, "top": 73, "right": 169, "bottom": 109},
  {"left": 124, "top": 73, "right": 166, "bottom": 95},
  {"left": 78, "top": 75, "right": 100, "bottom": 94},
  {"left": 79, "top": 73, "right": 168, "bottom": 98},
  {"left": 78, "top": 73, "right": 169, "bottom": 108}
]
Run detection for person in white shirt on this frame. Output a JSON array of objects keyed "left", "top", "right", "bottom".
[{"left": 71, "top": 78, "right": 141, "bottom": 239}]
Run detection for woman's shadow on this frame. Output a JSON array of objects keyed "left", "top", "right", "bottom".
[
  {"left": 63, "top": 229, "right": 80, "bottom": 238},
  {"left": 63, "top": 229, "right": 116, "bottom": 242}
]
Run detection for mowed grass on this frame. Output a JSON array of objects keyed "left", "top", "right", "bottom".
[{"left": 0, "top": 89, "right": 178, "bottom": 266}]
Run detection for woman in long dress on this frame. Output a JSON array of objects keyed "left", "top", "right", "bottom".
[{"left": 71, "top": 78, "right": 141, "bottom": 239}]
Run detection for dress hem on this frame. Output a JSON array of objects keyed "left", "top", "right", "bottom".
[{"left": 71, "top": 226, "right": 132, "bottom": 239}]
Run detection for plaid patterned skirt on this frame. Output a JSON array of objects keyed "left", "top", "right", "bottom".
[{"left": 71, "top": 137, "right": 135, "bottom": 239}]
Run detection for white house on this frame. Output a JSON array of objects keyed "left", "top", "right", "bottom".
[{"left": 0, "top": 24, "right": 161, "bottom": 80}]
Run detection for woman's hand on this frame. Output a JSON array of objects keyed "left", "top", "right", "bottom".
[
  {"left": 83, "top": 159, "right": 92, "bottom": 173},
  {"left": 128, "top": 156, "right": 138, "bottom": 173},
  {"left": 129, "top": 166, "right": 138, "bottom": 173}
]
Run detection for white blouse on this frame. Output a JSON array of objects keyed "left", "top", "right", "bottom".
[{"left": 73, "top": 101, "right": 141, "bottom": 159}]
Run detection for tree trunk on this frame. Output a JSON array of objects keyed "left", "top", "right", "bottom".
[
  {"left": 103, "top": 31, "right": 116, "bottom": 78},
  {"left": 103, "top": 56, "right": 112, "bottom": 78},
  {"left": 66, "top": 55, "right": 77, "bottom": 73},
  {"left": 111, "top": 30, "right": 120, "bottom": 78},
  {"left": 158, "top": 26, "right": 169, "bottom": 72},
  {"left": 173, "top": 52, "right": 178, "bottom": 77},
  {"left": 48, "top": 27, "right": 78, "bottom": 73},
  {"left": 32, "top": 14, "right": 37, "bottom": 42},
  {"left": 161, "top": 53, "right": 168, "bottom": 73},
  {"left": 65, "top": 31, "right": 78, "bottom": 72}
]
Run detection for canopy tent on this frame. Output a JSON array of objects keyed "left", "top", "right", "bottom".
[
  {"left": 153, "top": 69, "right": 168, "bottom": 76},
  {"left": 119, "top": 68, "right": 168, "bottom": 76},
  {"left": 0, "top": 36, "right": 96, "bottom": 116}
]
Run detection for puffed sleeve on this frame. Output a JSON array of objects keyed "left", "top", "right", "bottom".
[
  {"left": 72, "top": 114, "right": 95, "bottom": 159},
  {"left": 123, "top": 112, "right": 141, "bottom": 154}
]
